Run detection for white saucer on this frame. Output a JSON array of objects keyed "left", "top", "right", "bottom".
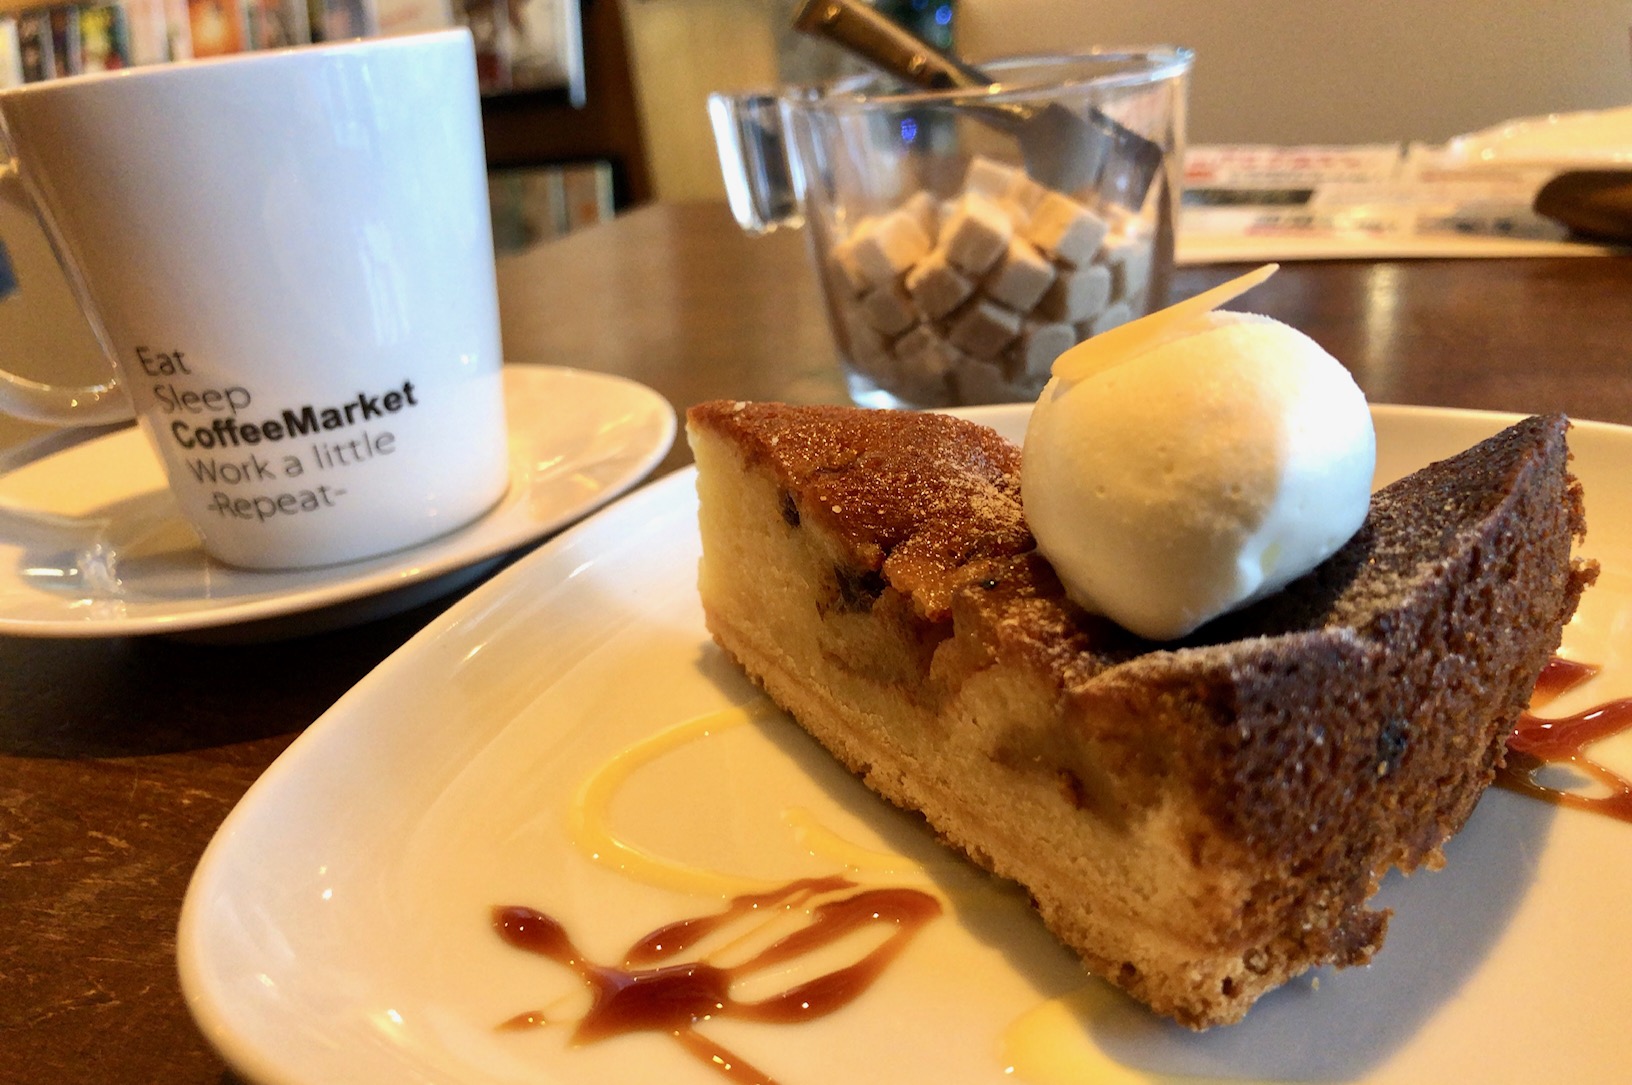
[{"left": 0, "top": 365, "right": 675, "bottom": 639}]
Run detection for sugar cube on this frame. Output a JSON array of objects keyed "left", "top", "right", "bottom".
[
  {"left": 964, "top": 155, "right": 1023, "bottom": 201},
  {"left": 1025, "top": 192, "right": 1109, "bottom": 266},
  {"left": 1083, "top": 298, "right": 1134, "bottom": 338},
  {"left": 1006, "top": 172, "right": 1050, "bottom": 216},
  {"left": 982, "top": 236, "right": 1057, "bottom": 312},
  {"left": 939, "top": 192, "right": 1013, "bottom": 275},
  {"left": 841, "top": 308, "right": 893, "bottom": 372},
  {"left": 1037, "top": 264, "right": 1112, "bottom": 323},
  {"left": 848, "top": 210, "right": 933, "bottom": 285},
  {"left": 901, "top": 190, "right": 940, "bottom": 238},
  {"left": 904, "top": 250, "right": 975, "bottom": 320},
  {"left": 1009, "top": 321, "right": 1077, "bottom": 381},
  {"left": 859, "top": 282, "right": 918, "bottom": 336},
  {"left": 946, "top": 297, "right": 1022, "bottom": 358},
  {"left": 1102, "top": 235, "right": 1153, "bottom": 301},
  {"left": 951, "top": 353, "right": 1025, "bottom": 404}
]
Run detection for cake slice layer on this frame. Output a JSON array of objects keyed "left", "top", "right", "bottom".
[{"left": 688, "top": 402, "right": 1594, "bottom": 1028}]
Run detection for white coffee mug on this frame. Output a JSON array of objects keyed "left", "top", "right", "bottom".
[{"left": 0, "top": 29, "right": 510, "bottom": 570}]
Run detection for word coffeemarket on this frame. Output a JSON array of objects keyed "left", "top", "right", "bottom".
[{"left": 166, "top": 381, "right": 422, "bottom": 450}]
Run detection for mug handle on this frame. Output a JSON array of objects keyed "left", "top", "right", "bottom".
[
  {"left": 706, "top": 91, "right": 805, "bottom": 235},
  {"left": 0, "top": 158, "right": 133, "bottom": 426}
]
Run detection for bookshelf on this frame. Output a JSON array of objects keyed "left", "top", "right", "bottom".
[
  {"left": 480, "top": 0, "right": 650, "bottom": 209},
  {"left": 0, "top": 0, "right": 650, "bottom": 213}
]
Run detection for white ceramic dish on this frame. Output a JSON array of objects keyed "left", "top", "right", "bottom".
[
  {"left": 1445, "top": 104, "right": 1632, "bottom": 170},
  {"left": 178, "top": 405, "right": 1632, "bottom": 1085},
  {"left": 0, "top": 365, "right": 674, "bottom": 638}
]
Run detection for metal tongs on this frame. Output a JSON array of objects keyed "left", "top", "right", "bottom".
[{"left": 793, "top": 0, "right": 1166, "bottom": 208}]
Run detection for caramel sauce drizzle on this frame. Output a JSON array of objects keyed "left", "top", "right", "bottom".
[
  {"left": 488, "top": 653, "right": 1630, "bottom": 1085},
  {"left": 1498, "top": 657, "right": 1632, "bottom": 824},
  {"left": 493, "top": 874, "right": 941, "bottom": 1085}
]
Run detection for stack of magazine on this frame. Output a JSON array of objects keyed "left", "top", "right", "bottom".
[
  {"left": 0, "top": 0, "right": 581, "bottom": 95},
  {"left": 489, "top": 160, "right": 613, "bottom": 254}
]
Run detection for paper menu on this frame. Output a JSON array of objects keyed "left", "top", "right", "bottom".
[{"left": 1177, "top": 143, "right": 1621, "bottom": 263}]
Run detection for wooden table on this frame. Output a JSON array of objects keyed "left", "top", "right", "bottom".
[{"left": 5, "top": 201, "right": 1630, "bottom": 1082}]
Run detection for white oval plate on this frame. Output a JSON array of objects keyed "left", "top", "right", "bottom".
[
  {"left": 178, "top": 404, "right": 1632, "bottom": 1084},
  {"left": 0, "top": 365, "right": 675, "bottom": 638}
]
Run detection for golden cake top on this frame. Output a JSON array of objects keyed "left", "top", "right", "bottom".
[{"left": 689, "top": 401, "right": 1033, "bottom": 617}]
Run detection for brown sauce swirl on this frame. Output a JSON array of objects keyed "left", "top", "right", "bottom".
[
  {"left": 494, "top": 874, "right": 941, "bottom": 1084},
  {"left": 491, "top": 659, "right": 1627, "bottom": 1084},
  {"left": 1499, "top": 657, "right": 1632, "bottom": 824}
]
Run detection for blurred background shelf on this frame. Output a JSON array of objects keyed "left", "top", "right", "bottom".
[{"left": 481, "top": 0, "right": 651, "bottom": 210}]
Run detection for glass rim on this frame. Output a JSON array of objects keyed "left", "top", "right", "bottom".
[{"left": 793, "top": 46, "right": 1194, "bottom": 112}]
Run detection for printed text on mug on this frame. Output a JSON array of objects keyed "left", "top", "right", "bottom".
[{"left": 137, "top": 344, "right": 423, "bottom": 525}]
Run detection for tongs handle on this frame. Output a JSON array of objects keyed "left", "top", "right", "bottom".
[{"left": 793, "top": 0, "right": 991, "bottom": 91}]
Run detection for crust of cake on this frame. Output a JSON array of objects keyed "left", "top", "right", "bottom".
[{"left": 686, "top": 401, "right": 1596, "bottom": 1029}]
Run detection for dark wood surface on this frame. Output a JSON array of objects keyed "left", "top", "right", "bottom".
[{"left": 5, "top": 200, "right": 1630, "bottom": 1083}]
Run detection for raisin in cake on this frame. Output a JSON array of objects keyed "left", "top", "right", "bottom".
[{"left": 687, "top": 402, "right": 1595, "bottom": 1029}]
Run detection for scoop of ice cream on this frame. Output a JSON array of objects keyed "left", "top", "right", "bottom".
[{"left": 1021, "top": 298, "right": 1375, "bottom": 641}]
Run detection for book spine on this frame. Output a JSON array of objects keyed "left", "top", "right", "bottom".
[
  {"left": 283, "top": 0, "right": 312, "bottom": 46},
  {"left": 488, "top": 162, "right": 616, "bottom": 255},
  {"left": 163, "top": 0, "right": 193, "bottom": 57},
  {"left": 561, "top": 161, "right": 613, "bottom": 230},
  {"left": 506, "top": 0, "right": 583, "bottom": 93},
  {"left": 122, "top": 0, "right": 171, "bottom": 63},
  {"left": 187, "top": 0, "right": 246, "bottom": 55},
  {"left": 314, "top": 0, "right": 378, "bottom": 42},
  {"left": 0, "top": 16, "right": 24, "bottom": 88},
  {"left": 455, "top": 0, "right": 510, "bottom": 93},
  {"left": 47, "top": 5, "right": 83, "bottom": 76},
  {"left": 244, "top": 0, "right": 311, "bottom": 48},
  {"left": 78, "top": 4, "right": 134, "bottom": 71},
  {"left": 15, "top": 12, "right": 54, "bottom": 80},
  {"left": 372, "top": 0, "right": 452, "bottom": 37}
]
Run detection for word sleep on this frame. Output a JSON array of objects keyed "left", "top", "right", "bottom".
[
  {"left": 168, "top": 381, "right": 420, "bottom": 450},
  {"left": 154, "top": 382, "right": 252, "bottom": 416}
]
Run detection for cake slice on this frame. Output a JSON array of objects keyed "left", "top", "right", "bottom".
[{"left": 687, "top": 401, "right": 1595, "bottom": 1029}]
